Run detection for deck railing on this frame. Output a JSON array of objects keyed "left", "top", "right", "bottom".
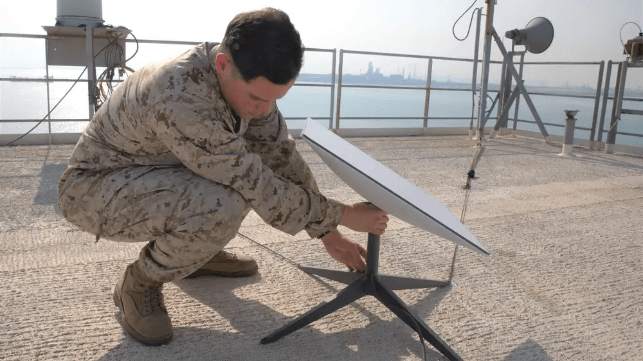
[{"left": 1, "top": 32, "right": 641, "bottom": 151}]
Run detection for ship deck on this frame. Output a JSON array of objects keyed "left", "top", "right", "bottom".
[{"left": 1, "top": 134, "right": 642, "bottom": 361}]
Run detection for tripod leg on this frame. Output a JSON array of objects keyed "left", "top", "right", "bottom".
[
  {"left": 378, "top": 274, "right": 450, "bottom": 290},
  {"left": 373, "top": 281, "right": 462, "bottom": 361},
  {"left": 298, "top": 266, "right": 362, "bottom": 285},
  {"left": 260, "top": 278, "right": 365, "bottom": 344}
]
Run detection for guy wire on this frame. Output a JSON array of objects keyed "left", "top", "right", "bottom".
[{"left": 237, "top": 232, "right": 301, "bottom": 268}]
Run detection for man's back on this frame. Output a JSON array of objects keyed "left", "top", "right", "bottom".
[{"left": 69, "top": 43, "right": 226, "bottom": 172}]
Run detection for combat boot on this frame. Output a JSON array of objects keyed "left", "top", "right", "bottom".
[
  {"left": 185, "top": 250, "right": 258, "bottom": 278},
  {"left": 112, "top": 261, "right": 173, "bottom": 346}
]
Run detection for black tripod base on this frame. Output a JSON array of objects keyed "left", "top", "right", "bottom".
[{"left": 260, "top": 234, "right": 462, "bottom": 361}]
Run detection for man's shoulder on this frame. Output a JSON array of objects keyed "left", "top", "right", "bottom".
[{"left": 135, "top": 43, "right": 215, "bottom": 101}]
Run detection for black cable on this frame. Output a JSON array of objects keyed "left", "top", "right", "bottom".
[
  {"left": 0, "top": 67, "right": 87, "bottom": 147},
  {"left": 95, "top": 29, "right": 138, "bottom": 110},
  {"left": 452, "top": 1, "right": 479, "bottom": 41},
  {"left": 389, "top": 304, "right": 428, "bottom": 361}
]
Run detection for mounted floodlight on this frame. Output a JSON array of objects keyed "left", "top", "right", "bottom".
[
  {"left": 505, "top": 17, "right": 554, "bottom": 54},
  {"left": 302, "top": 118, "right": 488, "bottom": 255}
]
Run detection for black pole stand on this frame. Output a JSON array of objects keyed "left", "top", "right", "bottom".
[{"left": 261, "top": 233, "right": 462, "bottom": 361}]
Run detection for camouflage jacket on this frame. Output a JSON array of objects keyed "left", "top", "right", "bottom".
[{"left": 59, "top": 42, "right": 343, "bottom": 238}]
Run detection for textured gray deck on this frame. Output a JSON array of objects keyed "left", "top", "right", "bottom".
[{"left": 1, "top": 135, "right": 642, "bottom": 361}]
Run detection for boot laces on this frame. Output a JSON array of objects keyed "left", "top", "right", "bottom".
[{"left": 143, "top": 284, "right": 164, "bottom": 313}]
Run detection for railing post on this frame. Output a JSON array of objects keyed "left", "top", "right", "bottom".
[
  {"left": 329, "top": 49, "right": 337, "bottom": 130},
  {"left": 588, "top": 61, "right": 604, "bottom": 149},
  {"left": 45, "top": 40, "right": 53, "bottom": 146},
  {"left": 334, "top": 50, "right": 344, "bottom": 131},
  {"left": 606, "top": 61, "right": 628, "bottom": 154},
  {"left": 476, "top": 0, "right": 495, "bottom": 139},
  {"left": 423, "top": 58, "right": 432, "bottom": 129},
  {"left": 596, "top": 60, "right": 612, "bottom": 149},
  {"left": 85, "top": 26, "right": 96, "bottom": 120},
  {"left": 512, "top": 52, "right": 525, "bottom": 133},
  {"left": 469, "top": 7, "right": 482, "bottom": 139}
]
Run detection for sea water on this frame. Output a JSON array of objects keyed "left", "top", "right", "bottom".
[{"left": 1, "top": 79, "right": 642, "bottom": 148}]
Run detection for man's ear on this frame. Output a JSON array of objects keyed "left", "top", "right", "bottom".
[{"left": 215, "top": 53, "right": 230, "bottom": 74}]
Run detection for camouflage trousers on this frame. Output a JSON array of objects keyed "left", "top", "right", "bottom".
[{"left": 60, "top": 166, "right": 250, "bottom": 282}]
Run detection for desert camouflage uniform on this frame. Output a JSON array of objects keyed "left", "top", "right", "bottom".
[{"left": 58, "top": 43, "right": 344, "bottom": 282}]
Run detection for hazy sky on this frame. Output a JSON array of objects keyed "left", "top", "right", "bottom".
[{"left": 1, "top": 0, "right": 642, "bottom": 86}]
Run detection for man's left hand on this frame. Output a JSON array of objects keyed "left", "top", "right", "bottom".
[{"left": 320, "top": 230, "right": 367, "bottom": 272}]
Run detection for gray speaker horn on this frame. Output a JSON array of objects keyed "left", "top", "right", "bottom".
[{"left": 505, "top": 17, "right": 554, "bottom": 54}]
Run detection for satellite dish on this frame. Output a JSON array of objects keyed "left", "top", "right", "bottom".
[
  {"left": 505, "top": 17, "right": 554, "bottom": 54},
  {"left": 301, "top": 118, "right": 489, "bottom": 255}
]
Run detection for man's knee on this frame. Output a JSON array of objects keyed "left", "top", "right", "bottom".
[{"left": 168, "top": 179, "right": 249, "bottom": 244}]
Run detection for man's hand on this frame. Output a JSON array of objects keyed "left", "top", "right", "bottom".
[
  {"left": 339, "top": 202, "right": 389, "bottom": 235},
  {"left": 320, "top": 230, "right": 368, "bottom": 272}
]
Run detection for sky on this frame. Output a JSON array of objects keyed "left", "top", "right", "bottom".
[{"left": 1, "top": 0, "right": 642, "bottom": 87}]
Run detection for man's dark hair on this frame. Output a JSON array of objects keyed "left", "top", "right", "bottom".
[{"left": 222, "top": 8, "right": 304, "bottom": 84}]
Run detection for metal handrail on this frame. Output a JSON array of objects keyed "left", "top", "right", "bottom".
[
  {"left": 1, "top": 32, "right": 641, "bottom": 148},
  {"left": 0, "top": 33, "right": 337, "bottom": 130},
  {"left": 333, "top": 48, "right": 641, "bottom": 147}
]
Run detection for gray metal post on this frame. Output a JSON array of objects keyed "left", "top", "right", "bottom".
[
  {"left": 45, "top": 40, "right": 53, "bottom": 146},
  {"left": 606, "top": 61, "right": 628, "bottom": 154},
  {"left": 500, "top": 53, "right": 515, "bottom": 135},
  {"left": 494, "top": 54, "right": 509, "bottom": 136},
  {"left": 476, "top": 0, "right": 495, "bottom": 139},
  {"left": 588, "top": 61, "right": 604, "bottom": 149},
  {"left": 423, "top": 59, "right": 433, "bottom": 129},
  {"left": 597, "top": 60, "right": 613, "bottom": 148},
  {"left": 492, "top": 84, "right": 520, "bottom": 134},
  {"left": 334, "top": 50, "right": 344, "bottom": 131},
  {"left": 607, "top": 62, "right": 623, "bottom": 145},
  {"left": 469, "top": 8, "right": 482, "bottom": 138},
  {"left": 561, "top": 111, "right": 578, "bottom": 156},
  {"left": 329, "top": 49, "right": 337, "bottom": 130},
  {"left": 512, "top": 52, "right": 525, "bottom": 133},
  {"left": 85, "top": 26, "right": 96, "bottom": 120}
]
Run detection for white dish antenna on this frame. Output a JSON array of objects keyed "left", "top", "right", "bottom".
[{"left": 301, "top": 118, "right": 488, "bottom": 255}]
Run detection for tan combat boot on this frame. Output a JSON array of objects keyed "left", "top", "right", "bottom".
[
  {"left": 185, "top": 250, "right": 258, "bottom": 278},
  {"left": 112, "top": 262, "right": 173, "bottom": 346}
]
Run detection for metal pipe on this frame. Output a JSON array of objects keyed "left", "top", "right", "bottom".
[
  {"left": 335, "top": 50, "right": 344, "bottom": 131},
  {"left": 85, "top": 26, "right": 96, "bottom": 120},
  {"left": 329, "top": 49, "right": 337, "bottom": 129},
  {"left": 0, "top": 33, "right": 48, "bottom": 39},
  {"left": 491, "top": 85, "right": 520, "bottom": 137},
  {"left": 606, "top": 61, "right": 628, "bottom": 154},
  {"left": 469, "top": 8, "right": 482, "bottom": 138},
  {"left": 45, "top": 41, "right": 53, "bottom": 146},
  {"left": 605, "top": 62, "right": 623, "bottom": 153},
  {"left": 588, "top": 61, "right": 605, "bottom": 148},
  {"left": 292, "top": 83, "right": 334, "bottom": 88},
  {"left": 342, "top": 49, "right": 474, "bottom": 62},
  {"left": 493, "top": 52, "right": 509, "bottom": 136},
  {"left": 512, "top": 52, "right": 525, "bottom": 132},
  {"left": 366, "top": 233, "right": 380, "bottom": 274},
  {"left": 476, "top": 0, "right": 495, "bottom": 139},
  {"left": 423, "top": 59, "right": 433, "bottom": 128},
  {"left": 597, "top": 61, "right": 613, "bottom": 147}
]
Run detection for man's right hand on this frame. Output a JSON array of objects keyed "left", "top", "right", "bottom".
[{"left": 339, "top": 202, "right": 389, "bottom": 235}]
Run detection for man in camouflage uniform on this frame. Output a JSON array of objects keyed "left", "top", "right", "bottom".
[{"left": 58, "top": 8, "right": 388, "bottom": 346}]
